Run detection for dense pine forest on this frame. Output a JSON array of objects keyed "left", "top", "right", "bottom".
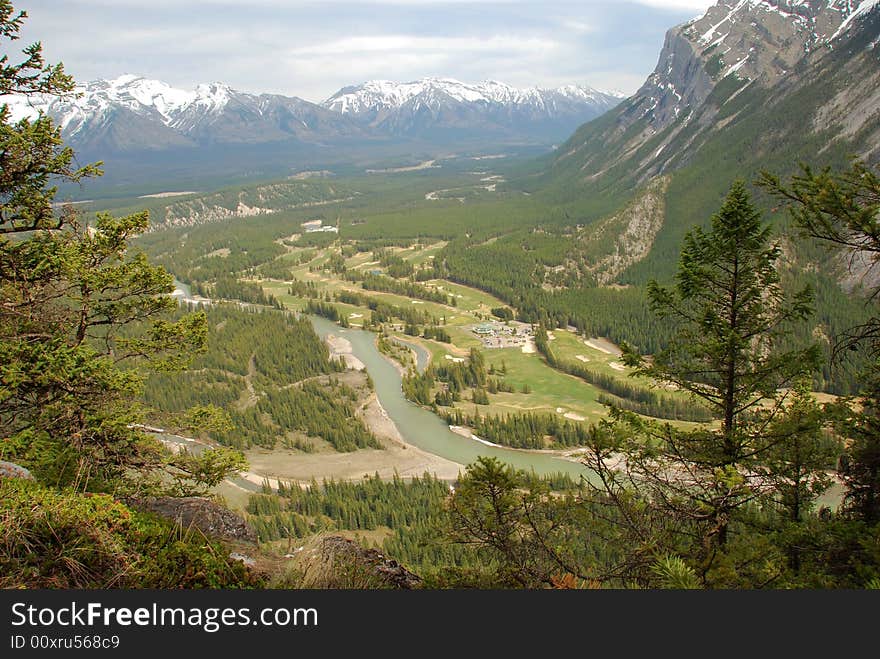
[
  {"left": 143, "top": 306, "right": 378, "bottom": 451},
  {"left": 246, "top": 471, "right": 583, "bottom": 587}
]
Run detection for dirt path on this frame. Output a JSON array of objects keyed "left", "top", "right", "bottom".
[{"left": 584, "top": 337, "right": 623, "bottom": 356}]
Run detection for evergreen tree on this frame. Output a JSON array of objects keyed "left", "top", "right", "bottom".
[
  {"left": 630, "top": 181, "right": 818, "bottom": 455},
  {"left": 0, "top": 2, "right": 236, "bottom": 494},
  {"left": 584, "top": 181, "right": 822, "bottom": 579},
  {"left": 762, "top": 161, "right": 880, "bottom": 524},
  {"left": 0, "top": 2, "right": 101, "bottom": 235},
  {"left": 763, "top": 382, "right": 837, "bottom": 525},
  {"left": 447, "top": 457, "right": 590, "bottom": 587}
]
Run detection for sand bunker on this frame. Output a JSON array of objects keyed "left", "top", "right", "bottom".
[{"left": 584, "top": 338, "right": 622, "bottom": 356}]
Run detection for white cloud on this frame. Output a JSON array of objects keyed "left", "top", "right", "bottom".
[
  {"left": 562, "top": 19, "right": 595, "bottom": 34},
  {"left": 627, "top": 0, "right": 715, "bottom": 10},
  {"left": 288, "top": 35, "right": 559, "bottom": 57},
  {"left": 17, "top": 0, "right": 704, "bottom": 102}
]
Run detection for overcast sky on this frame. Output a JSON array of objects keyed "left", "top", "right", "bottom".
[{"left": 12, "top": 0, "right": 717, "bottom": 102}]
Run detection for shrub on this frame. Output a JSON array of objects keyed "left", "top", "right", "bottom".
[{"left": 0, "top": 479, "right": 264, "bottom": 589}]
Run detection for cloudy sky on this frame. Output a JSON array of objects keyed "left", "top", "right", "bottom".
[{"left": 13, "top": 0, "right": 717, "bottom": 102}]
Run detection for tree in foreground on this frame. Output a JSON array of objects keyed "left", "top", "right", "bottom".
[
  {"left": 0, "top": 1, "right": 254, "bottom": 589},
  {"left": 446, "top": 456, "right": 600, "bottom": 588},
  {"left": 0, "top": 2, "right": 102, "bottom": 234},
  {"left": 444, "top": 184, "right": 838, "bottom": 587},
  {"left": 584, "top": 181, "right": 822, "bottom": 574},
  {"left": 0, "top": 0, "right": 243, "bottom": 496},
  {"left": 761, "top": 161, "right": 880, "bottom": 525}
]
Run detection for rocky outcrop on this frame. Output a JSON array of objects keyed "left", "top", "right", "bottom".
[
  {"left": 130, "top": 496, "right": 257, "bottom": 543},
  {"left": 627, "top": 30, "right": 714, "bottom": 133},
  {"left": 637, "top": 0, "right": 871, "bottom": 135},
  {"left": 579, "top": 176, "right": 671, "bottom": 285},
  {"left": 0, "top": 461, "right": 34, "bottom": 481},
  {"left": 315, "top": 536, "right": 422, "bottom": 589}
]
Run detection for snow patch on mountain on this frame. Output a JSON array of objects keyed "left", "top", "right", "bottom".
[
  {"left": 3, "top": 75, "right": 234, "bottom": 136},
  {"left": 634, "top": 0, "right": 880, "bottom": 133},
  {"left": 322, "top": 78, "right": 624, "bottom": 116},
  {"left": 695, "top": 0, "right": 878, "bottom": 49},
  {"left": 832, "top": 0, "right": 880, "bottom": 39},
  {"left": 3, "top": 73, "right": 626, "bottom": 149}
]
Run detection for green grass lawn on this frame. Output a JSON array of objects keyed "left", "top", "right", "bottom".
[
  {"left": 256, "top": 242, "right": 708, "bottom": 431},
  {"left": 471, "top": 347, "right": 607, "bottom": 420}
]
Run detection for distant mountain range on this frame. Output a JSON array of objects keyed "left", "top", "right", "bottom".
[
  {"left": 6, "top": 75, "right": 363, "bottom": 152},
  {"left": 6, "top": 75, "right": 623, "bottom": 153},
  {"left": 323, "top": 78, "right": 623, "bottom": 140}
]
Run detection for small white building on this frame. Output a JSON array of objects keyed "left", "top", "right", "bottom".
[{"left": 301, "top": 220, "right": 339, "bottom": 233}]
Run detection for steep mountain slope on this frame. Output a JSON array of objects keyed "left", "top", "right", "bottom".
[
  {"left": 518, "top": 0, "right": 879, "bottom": 292},
  {"left": 541, "top": 0, "right": 879, "bottom": 199},
  {"left": 322, "top": 78, "right": 623, "bottom": 141},
  {"left": 427, "top": 0, "right": 879, "bottom": 393}
]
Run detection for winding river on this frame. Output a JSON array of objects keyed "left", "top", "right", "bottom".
[
  {"left": 391, "top": 336, "right": 431, "bottom": 372},
  {"left": 172, "top": 279, "right": 595, "bottom": 480},
  {"left": 309, "top": 316, "right": 596, "bottom": 481}
]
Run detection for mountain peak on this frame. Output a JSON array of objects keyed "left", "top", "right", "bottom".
[
  {"left": 6, "top": 73, "right": 624, "bottom": 153},
  {"left": 629, "top": 0, "right": 879, "bottom": 135},
  {"left": 110, "top": 73, "right": 143, "bottom": 86},
  {"left": 549, "top": 0, "right": 879, "bottom": 197},
  {"left": 321, "top": 77, "right": 622, "bottom": 119}
]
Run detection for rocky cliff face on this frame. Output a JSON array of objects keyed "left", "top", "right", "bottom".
[
  {"left": 533, "top": 0, "right": 880, "bottom": 288},
  {"left": 632, "top": 0, "right": 875, "bottom": 135},
  {"left": 130, "top": 496, "right": 258, "bottom": 543},
  {"left": 550, "top": 0, "right": 880, "bottom": 189}
]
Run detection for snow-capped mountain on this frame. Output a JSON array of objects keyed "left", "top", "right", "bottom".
[
  {"left": 549, "top": 0, "right": 879, "bottom": 188},
  {"left": 530, "top": 0, "right": 879, "bottom": 289},
  {"left": 632, "top": 0, "right": 879, "bottom": 133},
  {"left": 323, "top": 78, "right": 621, "bottom": 116},
  {"left": 322, "top": 78, "right": 624, "bottom": 139},
  {"left": 6, "top": 74, "right": 363, "bottom": 151},
  {"left": 6, "top": 74, "right": 623, "bottom": 153}
]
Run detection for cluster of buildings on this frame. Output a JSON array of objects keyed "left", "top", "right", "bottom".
[
  {"left": 301, "top": 219, "right": 339, "bottom": 233},
  {"left": 471, "top": 321, "right": 534, "bottom": 349}
]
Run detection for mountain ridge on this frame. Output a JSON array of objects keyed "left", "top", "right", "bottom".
[
  {"left": 540, "top": 0, "right": 880, "bottom": 196},
  {"left": 521, "top": 0, "right": 880, "bottom": 295},
  {"left": 6, "top": 74, "right": 365, "bottom": 152},
  {"left": 6, "top": 74, "right": 623, "bottom": 152},
  {"left": 321, "top": 77, "right": 623, "bottom": 141}
]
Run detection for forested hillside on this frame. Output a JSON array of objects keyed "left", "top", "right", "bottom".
[
  {"left": 144, "top": 306, "right": 379, "bottom": 452},
  {"left": 426, "top": 3, "right": 880, "bottom": 392}
]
